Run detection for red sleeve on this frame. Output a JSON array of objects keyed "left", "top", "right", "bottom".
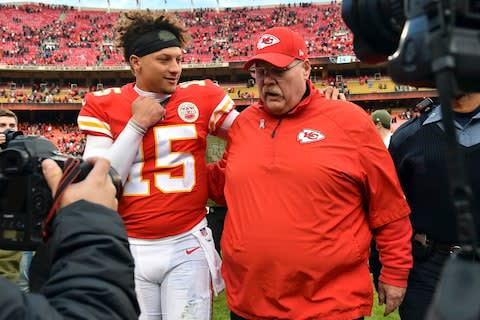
[
  {"left": 207, "top": 155, "right": 227, "bottom": 206},
  {"left": 77, "top": 91, "right": 113, "bottom": 138},
  {"left": 376, "top": 216, "right": 413, "bottom": 287},
  {"left": 358, "top": 125, "right": 411, "bottom": 228},
  {"left": 207, "top": 114, "right": 238, "bottom": 204}
]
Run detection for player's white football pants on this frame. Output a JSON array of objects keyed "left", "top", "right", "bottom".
[{"left": 129, "top": 219, "right": 213, "bottom": 320}]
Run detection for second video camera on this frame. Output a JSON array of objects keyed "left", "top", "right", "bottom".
[
  {"left": 0, "top": 130, "right": 121, "bottom": 251},
  {"left": 342, "top": 0, "right": 480, "bottom": 92}
]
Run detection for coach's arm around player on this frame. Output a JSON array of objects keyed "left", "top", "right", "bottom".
[{"left": 0, "top": 158, "right": 139, "bottom": 320}]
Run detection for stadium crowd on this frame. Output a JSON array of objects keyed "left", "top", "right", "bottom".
[
  {"left": 18, "top": 122, "right": 85, "bottom": 155},
  {"left": 0, "top": 1, "right": 352, "bottom": 66}
]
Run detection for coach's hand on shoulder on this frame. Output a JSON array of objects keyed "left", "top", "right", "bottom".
[
  {"left": 131, "top": 96, "right": 166, "bottom": 129},
  {"left": 42, "top": 158, "right": 118, "bottom": 211},
  {"left": 320, "top": 86, "right": 346, "bottom": 101},
  {"left": 377, "top": 281, "right": 406, "bottom": 316}
]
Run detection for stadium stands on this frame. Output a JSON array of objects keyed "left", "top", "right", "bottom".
[
  {"left": 0, "top": 82, "right": 85, "bottom": 104},
  {"left": 1, "top": 76, "right": 429, "bottom": 104},
  {"left": 0, "top": 2, "right": 353, "bottom": 66}
]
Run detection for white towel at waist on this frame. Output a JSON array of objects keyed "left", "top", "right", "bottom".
[{"left": 192, "top": 226, "right": 225, "bottom": 296}]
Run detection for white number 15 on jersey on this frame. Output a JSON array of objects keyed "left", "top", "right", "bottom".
[{"left": 123, "top": 124, "right": 197, "bottom": 195}]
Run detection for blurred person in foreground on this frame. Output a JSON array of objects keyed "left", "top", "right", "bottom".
[
  {"left": 0, "top": 109, "right": 23, "bottom": 283},
  {"left": 77, "top": 10, "right": 237, "bottom": 319},
  {"left": 390, "top": 93, "right": 480, "bottom": 319},
  {"left": 0, "top": 158, "right": 139, "bottom": 320},
  {"left": 208, "top": 27, "right": 413, "bottom": 320}
]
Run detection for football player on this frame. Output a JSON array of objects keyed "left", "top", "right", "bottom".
[{"left": 78, "top": 11, "right": 238, "bottom": 320}]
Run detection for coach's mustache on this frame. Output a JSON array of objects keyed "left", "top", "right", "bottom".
[{"left": 262, "top": 87, "right": 283, "bottom": 97}]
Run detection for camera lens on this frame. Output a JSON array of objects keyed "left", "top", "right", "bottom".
[{"left": 342, "top": 0, "right": 406, "bottom": 63}]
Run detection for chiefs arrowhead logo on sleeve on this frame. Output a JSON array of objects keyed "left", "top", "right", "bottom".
[
  {"left": 297, "top": 129, "right": 325, "bottom": 144},
  {"left": 257, "top": 34, "right": 280, "bottom": 49}
]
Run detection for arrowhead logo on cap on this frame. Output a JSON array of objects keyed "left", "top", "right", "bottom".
[{"left": 257, "top": 34, "right": 280, "bottom": 49}]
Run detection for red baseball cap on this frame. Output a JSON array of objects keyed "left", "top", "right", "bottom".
[{"left": 244, "top": 27, "right": 308, "bottom": 70}]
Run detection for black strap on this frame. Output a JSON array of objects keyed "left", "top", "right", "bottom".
[
  {"left": 429, "top": 5, "right": 478, "bottom": 252},
  {"left": 435, "top": 72, "right": 477, "bottom": 249},
  {"left": 41, "top": 158, "right": 83, "bottom": 240}
]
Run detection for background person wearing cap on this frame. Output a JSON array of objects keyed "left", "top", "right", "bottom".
[
  {"left": 208, "top": 26, "right": 412, "bottom": 319},
  {"left": 371, "top": 109, "right": 393, "bottom": 147},
  {"left": 369, "top": 109, "right": 393, "bottom": 294},
  {"left": 77, "top": 10, "right": 238, "bottom": 320}
]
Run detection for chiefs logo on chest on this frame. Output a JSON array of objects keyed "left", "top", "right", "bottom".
[{"left": 297, "top": 129, "right": 325, "bottom": 144}]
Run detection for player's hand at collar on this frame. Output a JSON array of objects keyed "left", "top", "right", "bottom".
[
  {"left": 42, "top": 157, "right": 118, "bottom": 211},
  {"left": 131, "top": 96, "right": 166, "bottom": 129}
]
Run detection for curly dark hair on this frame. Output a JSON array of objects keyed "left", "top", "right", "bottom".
[{"left": 116, "top": 10, "right": 191, "bottom": 62}]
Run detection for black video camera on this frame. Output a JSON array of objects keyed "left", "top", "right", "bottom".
[
  {"left": 0, "top": 130, "right": 121, "bottom": 251},
  {"left": 342, "top": 0, "right": 480, "bottom": 92}
]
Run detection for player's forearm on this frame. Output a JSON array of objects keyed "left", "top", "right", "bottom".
[{"left": 83, "top": 120, "right": 144, "bottom": 184}]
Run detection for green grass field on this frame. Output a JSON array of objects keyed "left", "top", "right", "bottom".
[{"left": 212, "top": 290, "right": 400, "bottom": 320}]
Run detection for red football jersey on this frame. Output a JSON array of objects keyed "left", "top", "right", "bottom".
[{"left": 78, "top": 80, "right": 235, "bottom": 238}]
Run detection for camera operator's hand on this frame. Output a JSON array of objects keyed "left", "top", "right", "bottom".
[
  {"left": 42, "top": 158, "right": 118, "bottom": 211},
  {"left": 377, "top": 281, "right": 406, "bottom": 316},
  {"left": 0, "top": 132, "right": 6, "bottom": 146},
  {"left": 131, "top": 96, "right": 166, "bottom": 129},
  {"left": 319, "top": 86, "right": 347, "bottom": 101}
]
